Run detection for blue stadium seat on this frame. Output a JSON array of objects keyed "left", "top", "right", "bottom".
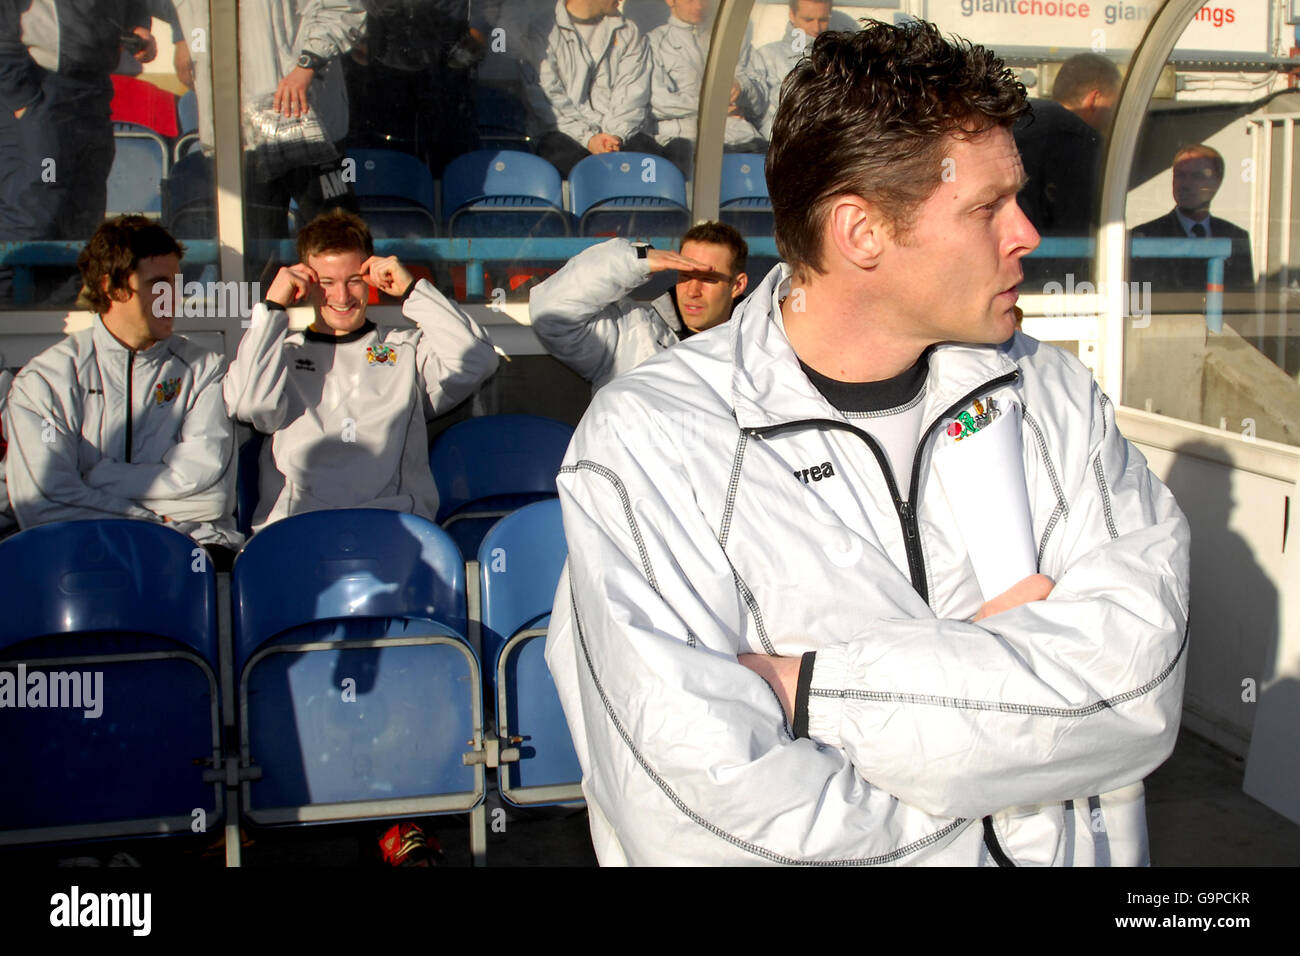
[
  {"left": 478, "top": 500, "right": 582, "bottom": 808},
  {"left": 569, "top": 152, "right": 691, "bottom": 238},
  {"left": 108, "top": 130, "right": 170, "bottom": 217},
  {"left": 443, "top": 150, "right": 570, "bottom": 238},
  {"left": 230, "top": 509, "right": 487, "bottom": 858},
  {"left": 475, "top": 86, "right": 532, "bottom": 153},
  {"left": 0, "top": 520, "right": 223, "bottom": 846},
  {"left": 346, "top": 148, "right": 439, "bottom": 238},
  {"left": 719, "top": 152, "right": 774, "bottom": 236},
  {"left": 429, "top": 414, "right": 574, "bottom": 559}
]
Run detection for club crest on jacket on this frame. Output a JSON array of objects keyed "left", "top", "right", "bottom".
[
  {"left": 153, "top": 377, "right": 182, "bottom": 405},
  {"left": 366, "top": 344, "right": 397, "bottom": 366}
]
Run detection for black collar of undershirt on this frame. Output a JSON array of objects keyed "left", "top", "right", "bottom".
[
  {"left": 799, "top": 348, "right": 931, "bottom": 414},
  {"left": 303, "top": 320, "right": 377, "bottom": 345},
  {"left": 569, "top": 10, "right": 605, "bottom": 25}
]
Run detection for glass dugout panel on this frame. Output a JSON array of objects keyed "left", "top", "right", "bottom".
[
  {"left": 1122, "top": 2, "right": 1299, "bottom": 446},
  {"left": 1, "top": 0, "right": 217, "bottom": 311}
]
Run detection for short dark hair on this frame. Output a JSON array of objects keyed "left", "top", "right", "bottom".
[
  {"left": 1173, "top": 144, "right": 1225, "bottom": 180},
  {"left": 1051, "top": 53, "right": 1120, "bottom": 106},
  {"left": 767, "top": 20, "right": 1026, "bottom": 276},
  {"left": 789, "top": 0, "right": 832, "bottom": 12},
  {"left": 680, "top": 221, "right": 748, "bottom": 276},
  {"left": 297, "top": 208, "right": 374, "bottom": 264},
  {"left": 78, "top": 215, "right": 184, "bottom": 314}
]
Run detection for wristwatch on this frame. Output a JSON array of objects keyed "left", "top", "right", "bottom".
[
  {"left": 297, "top": 51, "right": 327, "bottom": 71},
  {"left": 633, "top": 242, "right": 652, "bottom": 259}
]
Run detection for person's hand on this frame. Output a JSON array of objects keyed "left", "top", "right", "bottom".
[
  {"left": 174, "top": 40, "right": 194, "bottom": 87},
  {"left": 738, "top": 653, "right": 801, "bottom": 725},
  {"left": 645, "top": 249, "right": 711, "bottom": 275},
  {"left": 587, "top": 132, "right": 622, "bottom": 154},
  {"left": 266, "top": 263, "right": 319, "bottom": 309},
  {"left": 13, "top": 107, "right": 25, "bottom": 120},
  {"left": 130, "top": 27, "right": 157, "bottom": 64},
  {"left": 274, "top": 66, "right": 315, "bottom": 118},
  {"left": 973, "top": 573, "right": 1055, "bottom": 623},
  {"left": 727, "top": 81, "right": 743, "bottom": 118},
  {"left": 361, "top": 255, "right": 415, "bottom": 297}
]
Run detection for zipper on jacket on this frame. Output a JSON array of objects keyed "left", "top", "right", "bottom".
[
  {"left": 747, "top": 368, "right": 1019, "bottom": 604},
  {"left": 901, "top": 370, "right": 1020, "bottom": 603},
  {"left": 982, "top": 816, "right": 1016, "bottom": 867},
  {"left": 124, "top": 350, "right": 135, "bottom": 463}
]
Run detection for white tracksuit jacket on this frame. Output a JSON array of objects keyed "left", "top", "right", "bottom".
[
  {"left": 546, "top": 264, "right": 1190, "bottom": 866},
  {"left": 238, "top": 0, "right": 366, "bottom": 146},
  {"left": 223, "top": 279, "right": 499, "bottom": 532},
  {"left": 754, "top": 33, "right": 808, "bottom": 139},
  {"left": 648, "top": 16, "right": 765, "bottom": 148},
  {"left": 529, "top": 238, "right": 687, "bottom": 391},
  {"left": 2, "top": 320, "right": 241, "bottom": 548},
  {"left": 520, "top": 0, "right": 651, "bottom": 145}
]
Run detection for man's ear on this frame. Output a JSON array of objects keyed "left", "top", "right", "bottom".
[
  {"left": 100, "top": 273, "right": 132, "bottom": 304},
  {"left": 731, "top": 271, "right": 748, "bottom": 299},
  {"left": 827, "top": 194, "right": 886, "bottom": 271}
]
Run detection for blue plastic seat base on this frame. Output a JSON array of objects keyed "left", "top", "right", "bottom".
[
  {"left": 0, "top": 653, "right": 220, "bottom": 839},
  {"left": 242, "top": 636, "right": 481, "bottom": 821},
  {"left": 497, "top": 630, "right": 583, "bottom": 808}
]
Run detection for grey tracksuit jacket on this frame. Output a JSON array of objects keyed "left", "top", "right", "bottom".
[
  {"left": 223, "top": 279, "right": 499, "bottom": 532},
  {"left": 547, "top": 262, "right": 1189, "bottom": 865},
  {"left": 2, "top": 319, "right": 242, "bottom": 548},
  {"left": 528, "top": 238, "right": 687, "bottom": 392},
  {"left": 648, "top": 15, "right": 764, "bottom": 148},
  {"left": 520, "top": 0, "right": 651, "bottom": 145}
]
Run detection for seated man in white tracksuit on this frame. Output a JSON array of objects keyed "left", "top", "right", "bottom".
[
  {"left": 529, "top": 221, "right": 749, "bottom": 391},
  {"left": 647, "top": 0, "right": 766, "bottom": 173},
  {"left": 223, "top": 209, "right": 499, "bottom": 534},
  {"left": 545, "top": 21, "right": 1190, "bottom": 865},
  {"left": 754, "top": 0, "right": 833, "bottom": 139},
  {"left": 520, "top": 0, "right": 656, "bottom": 176},
  {"left": 2, "top": 216, "right": 242, "bottom": 566}
]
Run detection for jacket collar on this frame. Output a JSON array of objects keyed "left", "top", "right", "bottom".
[
  {"left": 654, "top": 288, "right": 685, "bottom": 336},
  {"left": 92, "top": 315, "right": 174, "bottom": 365},
  {"left": 666, "top": 15, "right": 708, "bottom": 43},
  {"left": 555, "top": 0, "right": 623, "bottom": 61},
  {"left": 729, "top": 264, "right": 1020, "bottom": 432}
]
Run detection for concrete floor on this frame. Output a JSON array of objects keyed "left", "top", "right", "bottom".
[
  {"left": 1146, "top": 729, "right": 1300, "bottom": 866},
  {"left": 6, "top": 728, "right": 1295, "bottom": 867}
]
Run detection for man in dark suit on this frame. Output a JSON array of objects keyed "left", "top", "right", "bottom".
[
  {"left": 1014, "top": 53, "right": 1120, "bottom": 287},
  {"left": 1015, "top": 53, "right": 1120, "bottom": 239},
  {"left": 1132, "top": 144, "right": 1255, "bottom": 293}
]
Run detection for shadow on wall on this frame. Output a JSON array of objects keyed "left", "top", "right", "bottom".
[{"left": 1163, "top": 440, "right": 1279, "bottom": 746}]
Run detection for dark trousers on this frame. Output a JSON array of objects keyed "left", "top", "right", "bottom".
[
  {"left": 538, "top": 130, "right": 662, "bottom": 177},
  {"left": 244, "top": 151, "right": 360, "bottom": 242},
  {"left": 343, "top": 57, "right": 479, "bottom": 176},
  {"left": 0, "top": 73, "right": 115, "bottom": 300}
]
